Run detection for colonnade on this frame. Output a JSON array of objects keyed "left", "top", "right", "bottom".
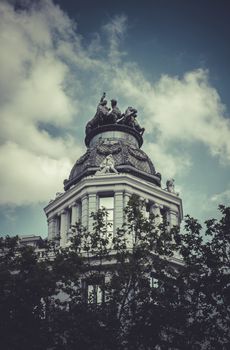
[
  {"left": 47, "top": 191, "right": 179, "bottom": 248},
  {"left": 47, "top": 201, "right": 82, "bottom": 247}
]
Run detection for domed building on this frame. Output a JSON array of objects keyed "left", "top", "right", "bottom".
[{"left": 44, "top": 94, "right": 183, "bottom": 247}]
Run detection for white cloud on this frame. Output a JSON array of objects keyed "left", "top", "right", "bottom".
[
  {"left": 0, "top": 142, "right": 72, "bottom": 205},
  {"left": 211, "top": 188, "right": 230, "bottom": 204},
  {"left": 110, "top": 66, "right": 230, "bottom": 169},
  {"left": 143, "top": 142, "right": 191, "bottom": 179},
  {"left": 0, "top": 0, "right": 84, "bottom": 205},
  {"left": 0, "top": 0, "right": 230, "bottom": 208},
  {"left": 103, "top": 14, "right": 127, "bottom": 65}
]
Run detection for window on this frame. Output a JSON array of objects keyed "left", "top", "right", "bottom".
[
  {"left": 87, "top": 284, "right": 103, "bottom": 304},
  {"left": 149, "top": 273, "right": 159, "bottom": 288},
  {"left": 99, "top": 196, "right": 114, "bottom": 237},
  {"left": 84, "top": 276, "right": 104, "bottom": 304}
]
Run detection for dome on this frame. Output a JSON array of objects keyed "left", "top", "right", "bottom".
[{"left": 64, "top": 124, "right": 161, "bottom": 191}]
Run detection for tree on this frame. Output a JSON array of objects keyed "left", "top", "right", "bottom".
[
  {"left": 0, "top": 236, "right": 57, "bottom": 350},
  {"left": 0, "top": 196, "right": 229, "bottom": 349},
  {"left": 174, "top": 205, "right": 230, "bottom": 349}
]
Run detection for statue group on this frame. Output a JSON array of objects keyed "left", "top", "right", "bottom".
[{"left": 86, "top": 93, "right": 145, "bottom": 136}]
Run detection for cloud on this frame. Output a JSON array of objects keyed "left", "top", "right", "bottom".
[
  {"left": 0, "top": 0, "right": 230, "bottom": 208},
  {"left": 143, "top": 142, "right": 191, "bottom": 179},
  {"left": 0, "top": 0, "right": 85, "bottom": 205},
  {"left": 110, "top": 66, "right": 230, "bottom": 168},
  {"left": 0, "top": 142, "right": 73, "bottom": 205},
  {"left": 211, "top": 188, "right": 230, "bottom": 205},
  {"left": 102, "top": 14, "right": 127, "bottom": 65}
]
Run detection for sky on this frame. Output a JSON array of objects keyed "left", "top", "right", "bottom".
[{"left": 0, "top": 0, "right": 230, "bottom": 237}]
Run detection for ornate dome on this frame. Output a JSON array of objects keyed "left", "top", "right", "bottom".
[{"left": 64, "top": 123, "right": 161, "bottom": 191}]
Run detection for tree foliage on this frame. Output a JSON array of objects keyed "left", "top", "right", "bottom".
[{"left": 0, "top": 196, "right": 229, "bottom": 350}]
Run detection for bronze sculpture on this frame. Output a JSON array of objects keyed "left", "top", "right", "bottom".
[{"left": 85, "top": 93, "right": 145, "bottom": 136}]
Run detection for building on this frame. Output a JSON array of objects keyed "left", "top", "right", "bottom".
[
  {"left": 43, "top": 94, "right": 184, "bottom": 303},
  {"left": 44, "top": 94, "right": 183, "bottom": 249},
  {"left": 19, "top": 235, "right": 43, "bottom": 248}
]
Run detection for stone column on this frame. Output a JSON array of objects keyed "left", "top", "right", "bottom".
[
  {"left": 65, "top": 202, "right": 81, "bottom": 246},
  {"left": 65, "top": 206, "right": 73, "bottom": 245},
  {"left": 123, "top": 192, "right": 131, "bottom": 210},
  {"left": 66, "top": 208, "right": 71, "bottom": 232},
  {"left": 150, "top": 203, "right": 163, "bottom": 226},
  {"left": 55, "top": 215, "right": 60, "bottom": 237},
  {"left": 88, "top": 193, "right": 97, "bottom": 232},
  {"left": 47, "top": 217, "right": 56, "bottom": 240},
  {"left": 60, "top": 209, "right": 68, "bottom": 247},
  {"left": 141, "top": 197, "right": 149, "bottom": 219},
  {"left": 168, "top": 209, "right": 178, "bottom": 227},
  {"left": 71, "top": 202, "right": 80, "bottom": 226},
  {"left": 81, "top": 195, "right": 88, "bottom": 228},
  {"left": 77, "top": 202, "right": 82, "bottom": 222},
  {"left": 123, "top": 192, "right": 132, "bottom": 248},
  {"left": 168, "top": 208, "right": 180, "bottom": 259}
]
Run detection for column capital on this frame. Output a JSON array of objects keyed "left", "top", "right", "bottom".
[
  {"left": 168, "top": 208, "right": 178, "bottom": 215},
  {"left": 115, "top": 191, "right": 123, "bottom": 196},
  {"left": 81, "top": 193, "right": 88, "bottom": 201},
  {"left": 47, "top": 216, "right": 55, "bottom": 223},
  {"left": 59, "top": 208, "right": 67, "bottom": 216},
  {"left": 124, "top": 190, "right": 132, "bottom": 195},
  {"left": 69, "top": 202, "right": 77, "bottom": 209},
  {"left": 152, "top": 202, "right": 163, "bottom": 209}
]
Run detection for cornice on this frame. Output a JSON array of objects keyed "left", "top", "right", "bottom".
[{"left": 44, "top": 173, "right": 183, "bottom": 220}]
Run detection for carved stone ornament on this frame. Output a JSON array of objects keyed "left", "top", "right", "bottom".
[
  {"left": 95, "top": 154, "right": 118, "bottom": 175},
  {"left": 166, "top": 178, "right": 175, "bottom": 193},
  {"left": 97, "top": 140, "right": 121, "bottom": 155},
  {"left": 76, "top": 151, "right": 90, "bottom": 165},
  {"left": 128, "top": 145, "right": 148, "bottom": 161}
]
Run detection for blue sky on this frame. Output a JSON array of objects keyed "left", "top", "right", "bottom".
[{"left": 0, "top": 0, "right": 230, "bottom": 237}]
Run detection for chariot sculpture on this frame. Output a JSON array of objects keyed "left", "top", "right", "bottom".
[{"left": 86, "top": 93, "right": 145, "bottom": 136}]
